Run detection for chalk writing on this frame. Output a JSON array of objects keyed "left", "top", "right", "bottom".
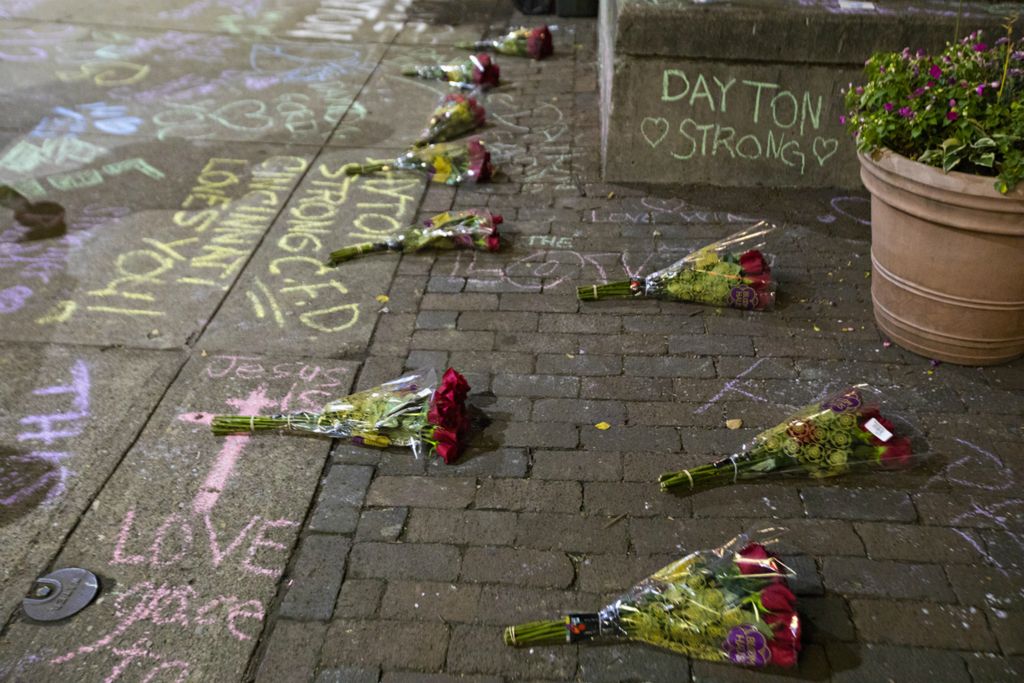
[
  {"left": 57, "top": 60, "right": 150, "bottom": 87},
  {"left": 153, "top": 93, "right": 322, "bottom": 140},
  {"left": 202, "top": 355, "right": 350, "bottom": 388},
  {"left": 245, "top": 162, "right": 419, "bottom": 334},
  {"left": 287, "top": 0, "right": 413, "bottom": 41},
  {"left": 0, "top": 284, "right": 31, "bottom": 313},
  {"left": 0, "top": 135, "right": 109, "bottom": 174},
  {"left": 588, "top": 197, "right": 758, "bottom": 224},
  {"left": 31, "top": 103, "right": 144, "bottom": 138},
  {"left": 73, "top": 156, "right": 306, "bottom": 322},
  {"left": 488, "top": 96, "right": 574, "bottom": 189},
  {"left": 450, "top": 247, "right": 667, "bottom": 293},
  {"left": 1, "top": 360, "right": 90, "bottom": 514},
  {"left": 644, "top": 68, "right": 840, "bottom": 175}
]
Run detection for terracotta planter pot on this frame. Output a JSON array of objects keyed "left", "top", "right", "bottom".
[{"left": 859, "top": 150, "right": 1024, "bottom": 365}]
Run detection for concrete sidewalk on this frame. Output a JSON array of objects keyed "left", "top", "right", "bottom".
[{"left": 0, "top": 1, "right": 1021, "bottom": 682}]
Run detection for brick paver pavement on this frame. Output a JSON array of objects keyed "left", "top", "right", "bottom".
[{"left": 0, "top": 1, "right": 1021, "bottom": 682}]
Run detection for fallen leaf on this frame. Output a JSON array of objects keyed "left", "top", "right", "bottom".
[
  {"left": 725, "top": 418, "right": 743, "bottom": 430},
  {"left": 607, "top": 192, "right": 615, "bottom": 199},
  {"left": 812, "top": 324, "right": 821, "bottom": 332},
  {"left": 595, "top": 422, "right": 611, "bottom": 430},
  {"left": 375, "top": 294, "right": 389, "bottom": 303}
]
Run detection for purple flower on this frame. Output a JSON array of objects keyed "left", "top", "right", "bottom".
[
  {"left": 899, "top": 107, "right": 914, "bottom": 118},
  {"left": 855, "top": 86, "right": 864, "bottom": 95},
  {"left": 839, "top": 114, "right": 847, "bottom": 124},
  {"left": 883, "top": 102, "right": 894, "bottom": 112},
  {"left": 913, "top": 87, "right": 926, "bottom": 97},
  {"left": 973, "top": 43, "right": 988, "bottom": 52},
  {"left": 948, "top": 98, "right": 956, "bottom": 107},
  {"left": 929, "top": 64, "right": 942, "bottom": 78},
  {"left": 916, "top": 48, "right": 927, "bottom": 58},
  {"left": 947, "top": 110, "right": 959, "bottom": 121},
  {"left": 976, "top": 83, "right": 985, "bottom": 95}
]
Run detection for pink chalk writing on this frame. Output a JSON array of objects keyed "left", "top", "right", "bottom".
[
  {"left": 52, "top": 580, "right": 266, "bottom": 666},
  {"left": 112, "top": 508, "right": 297, "bottom": 576},
  {"left": 202, "top": 355, "right": 349, "bottom": 388},
  {"left": 192, "top": 385, "right": 276, "bottom": 515}
]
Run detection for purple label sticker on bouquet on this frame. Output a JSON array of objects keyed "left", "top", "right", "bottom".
[
  {"left": 822, "top": 388, "right": 861, "bottom": 413},
  {"left": 723, "top": 624, "right": 771, "bottom": 667},
  {"left": 728, "top": 285, "right": 758, "bottom": 310}
]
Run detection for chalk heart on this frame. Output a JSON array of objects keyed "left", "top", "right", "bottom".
[
  {"left": 813, "top": 137, "right": 839, "bottom": 166},
  {"left": 640, "top": 117, "right": 669, "bottom": 149}
]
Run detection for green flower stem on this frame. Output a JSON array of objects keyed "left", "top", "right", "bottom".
[
  {"left": 210, "top": 414, "right": 321, "bottom": 436},
  {"left": 326, "top": 242, "right": 393, "bottom": 266},
  {"left": 659, "top": 454, "right": 761, "bottom": 493},
  {"left": 503, "top": 619, "right": 567, "bottom": 646},
  {"left": 343, "top": 162, "right": 389, "bottom": 176},
  {"left": 577, "top": 280, "right": 635, "bottom": 300}
]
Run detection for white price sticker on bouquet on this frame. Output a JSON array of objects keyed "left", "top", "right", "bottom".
[{"left": 864, "top": 417, "right": 893, "bottom": 442}]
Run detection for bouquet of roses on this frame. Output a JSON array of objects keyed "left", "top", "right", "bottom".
[
  {"left": 660, "top": 384, "right": 924, "bottom": 493},
  {"left": 211, "top": 368, "right": 470, "bottom": 463},
  {"left": 342, "top": 138, "right": 493, "bottom": 185},
  {"left": 414, "top": 93, "right": 486, "bottom": 147},
  {"left": 327, "top": 209, "right": 502, "bottom": 265},
  {"left": 402, "top": 53, "right": 501, "bottom": 89},
  {"left": 504, "top": 530, "right": 801, "bottom": 668},
  {"left": 458, "top": 25, "right": 553, "bottom": 60},
  {"left": 578, "top": 223, "right": 776, "bottom": 310}
]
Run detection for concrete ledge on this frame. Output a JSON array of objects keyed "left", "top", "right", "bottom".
[{"left": 600, "top": 0, "right": 1010, "bottom": 188}]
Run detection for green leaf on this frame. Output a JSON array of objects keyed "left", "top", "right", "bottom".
[{"left": 973, "top": 152, "right": 996, "bottom": 168}]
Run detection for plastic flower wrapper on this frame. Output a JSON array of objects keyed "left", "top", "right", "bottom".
[
  {"left": 660, "top": 384, "right": 928, "bottom": 493},
  {"left": 210, "top": 368, "right": 471, "bottom": 463},
  {"left": 458, "top": 25, "right": 553, "bottom": 60},
  {"left": 414, "top": 93, "right": 486, "bottom": 148},
  {"left": 578, "top": 222, "right": 777, "bottom": 311},
  {"left": 504, "top": 529, "right": 802, "bottom": 668},
  {"left": 402, "top": 53, "right": 500, "bottom": 89},
  {"left": 327, "top": 209, "right": 502, "bottom": 266},
  {"left": 342, "top": 138, "right": 493, "bottom": 185}
]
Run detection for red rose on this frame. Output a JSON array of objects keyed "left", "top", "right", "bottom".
[
  {"left": 745, "top": 273, "right": 772, "bottom": 291},
  {"left": 764, "top": 610, "right": 802, "bottom": 667},
  {"left": 467, "top": 139, "right": 492, "bottom": 183},
  {"left": 880, "top": 436, "right": 913, "bottom": 469},
  {"left": 465, "top": 96, "right": 487, "bottom": 126},
  {"left": 739, "top": 249, "right": 767, "bottom": 275},
  {"left": 757, "top": 290, "right": 774, "bottom": 310},
  {"left": 485, "top": 234, "right": 500, "bottom": 251},
  {"left": 492, "top": 213, "right": 503, "bottom": 226},
  {"left": 768, "top": 636, "right": 800, "bottom": 668},
  {"left": 737, "top": 543, "right": 773, "bottom": 575},
  {"left": 527, "top": 25, "right": 553, "bottom": 59},
  {"left": 760, "top": 583, "right": 796, "bottom": 612},
  {"left": 471, "top": 53, "right": 500, "bottom": 88},
  {"left": 433, "top": 427, "right": 460, "bottom": 464}
]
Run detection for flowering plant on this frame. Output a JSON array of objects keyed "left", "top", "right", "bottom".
[
  {"left": 414, "top": 93, "right": 486, "bottom": 147},
  {"left": 843, "top": 25, "right": 1024, "bottom": 193},
  {"left": 504, "top": 531, "right": 801, "bottom": 668},
  {"left": 660, "top": 384, "right": 924, "bottom": 493},
  {"left": 577, "top": 223, "right": 776, "bottom": 311},
  {"left": 342, "top": 138, "right": 493, "bottom": 185},
  {"left": 457, "top": 25, "right": 553, "bottom": 60},
  {"left": 210, "top": 368, "right": 471, "bottom": 463},
  {"left": 402, "top": 53, "right": 500, "bottom": 89},
  {"left": 327, "top": 209, "right": 501, "bottom": 265}
]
